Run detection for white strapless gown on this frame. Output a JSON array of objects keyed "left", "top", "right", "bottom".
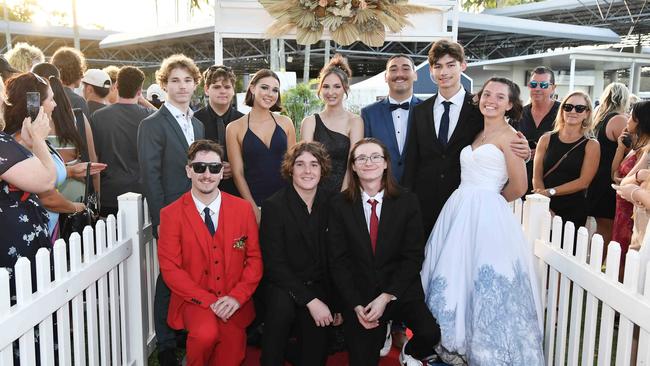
[{"left": 421, "top": 144, "right": 544, "bottom": 366}]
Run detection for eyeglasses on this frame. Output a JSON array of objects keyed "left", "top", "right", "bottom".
[
  {"left": 528, "top": 81, "right": 551, "bottom": 89},
  {"left": 562, "top": 103, "right": 589, "bottom": 113},
  {"left": 190, "top": 162, "right": 223, "bottom": 174},
  {"left": 32, "top": 72, "right": 47, "bottom": 85},
  {"left": 354, "top": 154, "right": 385, "bottom": 165}
]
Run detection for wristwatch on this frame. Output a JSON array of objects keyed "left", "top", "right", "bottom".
[{"left": 548, "top": 188, "right": 557, "bottom": 196}]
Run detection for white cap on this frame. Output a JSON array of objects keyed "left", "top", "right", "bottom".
[
  {"left": 81, "top": 69, "right": 111, "bottom": 88},
  {"left": 146, "top": 84, "right": 166, "bottom": 101}
]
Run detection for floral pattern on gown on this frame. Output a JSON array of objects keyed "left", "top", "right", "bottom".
[{"left": 421, "top": 144, "right": 544, "bottom": 366}]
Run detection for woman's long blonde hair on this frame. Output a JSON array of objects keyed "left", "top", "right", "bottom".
[
  {"left": 593, "top": 82, "right": 629, "bottom": 129},
  {"left": 552, "top": 90, "right": 594, "bottom": 138}
]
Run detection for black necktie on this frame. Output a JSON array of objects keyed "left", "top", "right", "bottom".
[
  {"left": 204, "top": 207, "right": 215, "bottom": 236},
  {"left": 438, "top": 101, "right": 452, "bottom": 147},
  {"left": 389, "top": 102, "right": 409, "bottom": 111}
]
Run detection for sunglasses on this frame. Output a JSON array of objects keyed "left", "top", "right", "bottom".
[
  {"left": 528, "top": 81, "right": 551, "bottom": 89},
  {"left": 190, "top": 162, "right": 223, "bottom": 174},
  {"left": 562, "top": 103, "right": 589, "bottom": 113}
]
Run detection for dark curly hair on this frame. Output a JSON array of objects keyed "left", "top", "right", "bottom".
[
  {"left": 51, "top": 47, "right": 86, "bottom": 86},
  {"left": 476, "top": 77, "right": 523, "bottom": 122},
  {"left": 280, "top": 141, "right": 331, "bottom": 181}
]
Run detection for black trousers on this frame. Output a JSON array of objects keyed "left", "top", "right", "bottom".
[
  {"left": 154, "top": 273, "right": 177, "bottom": 352},
  {"left": 343, "top": 298, "right": 440, "bottom": 366},
  {"left": 261, "top": 284, "right": 328, "bottom": 366}
]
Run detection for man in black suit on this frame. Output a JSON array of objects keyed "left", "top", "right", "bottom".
[
  {"left": 403, "top": 40, "right": 529, "bottom": 236},
  {"left": 329, "top": 138, "right": 440, "bottom": 366},
  {"left": 194, "top": 65, "right": 243, "bottom": 196},
  {"left": 137, "top": 54, "right": 205, "bottom": 366},
  {"left": 259, "top": 142, "right": 336, "bottom": 366}
]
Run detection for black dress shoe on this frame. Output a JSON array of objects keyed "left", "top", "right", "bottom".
[{"left": 158, "top": 348, "right": 179, "bottom": 366}]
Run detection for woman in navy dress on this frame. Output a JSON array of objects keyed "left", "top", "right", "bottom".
[
  {"left": 301, "top": 54, "right": 363, "bottom": 192},
  {"left": 226, "top": 69, "right": 296, "bottom": 222}
]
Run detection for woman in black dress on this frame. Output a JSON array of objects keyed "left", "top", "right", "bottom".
[
  {"left": 532, "top": 90, "right": 600, "bottom": 228},
  {"left": 301, "top": 54, "right": 363, "bottom": 192},
  {"left": 587, "top": 82, "right": 630, "bottom": 246}
]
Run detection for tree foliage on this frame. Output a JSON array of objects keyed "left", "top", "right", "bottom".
[
  {"left": 281, "top": 83, "right": 322, "bottom": 139},
  {"left": 0, "top": 0, "right": 37, "bottom": 22}
]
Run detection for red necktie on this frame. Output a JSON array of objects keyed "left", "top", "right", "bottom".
[{"left": 368, "top": 199, "right": 378, "bottom": 254}]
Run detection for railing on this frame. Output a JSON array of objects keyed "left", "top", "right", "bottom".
[
  {"left": 0, "top": 193, "right": 157, "bottom": 366},
  {"left": 521, "top": 194, "right": 650, "bottom": 366},
  {"left": 2, "top": 192, "right": 649, "bottom": 365}
]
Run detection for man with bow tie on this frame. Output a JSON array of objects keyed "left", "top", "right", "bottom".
[
  {"left": 157, "top": 140, "right": 263, "bottom": 366},
  {"left": 361, "top": 54, "right": 421, "bottom": 182}
]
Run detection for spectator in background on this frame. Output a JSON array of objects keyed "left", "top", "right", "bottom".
[
  {"left": 5, "top": 42, "right": 45, "bottom": 72},
  {"left": 82, "top": 69, "right": 112, "bottom": 116},
  {"left": 587, "top": 82, "right": 630, "bottom": 246},
  {"left": 611, "top": 101, "right": 650, "bottom": 279},
  {"left": 533, "top": 91, "right": 600, "bottom": 228},
  {"left": 51, "top": 46, "right": 90, "bottom": 118},
  {"left": 103, "top": 65, "right": 120, "bottom": 104},
  {"left": 0, "top": 55, "right": 19, "bottom": 82},
  {"left": 32, "top": 62, "right": 104, "bottom": 202},
  {"left": 91, "top": 66, "right": 154, "bottom": 217},
  {"left": 147, "top": 83, "right": 166, "bottom": 109},
  {"left": 138, "top": 54, "right": 204, "bottom": 366},
  {"left": 303, "top": 54, "right": 363, "bottom": 192},
  {"left": 517, "top": 66, "right": 561, "bottom": 193},
  {"left": 194, "top": 65, "right": 243, "bottom": 196},
  {"left": 0, "top": 107, "right": 56, "bottom": 295},
  {"left": 3, "top": 73, "right": 87, "bottom": 241}
]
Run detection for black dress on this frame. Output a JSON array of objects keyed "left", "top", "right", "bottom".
[
  {"left": 587, "top": 112, "right": 619, "bottom": 219},
  {"left": 543, "top": 132, "right": 589, "bottom": 228},
  {"left": 0, "top": 132, "right": 50, "bottom": 296},
  {"left": 313, "top": 114, "right": 350, "bottom": 192}
]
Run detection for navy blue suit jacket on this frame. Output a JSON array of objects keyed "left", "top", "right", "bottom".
[{"left": 360, "top": 96, "right": 422, "bottom": 182}]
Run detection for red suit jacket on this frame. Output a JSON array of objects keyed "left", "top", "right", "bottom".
[{"left": 158, "top": 191, "right": 263, "bottom": 330}]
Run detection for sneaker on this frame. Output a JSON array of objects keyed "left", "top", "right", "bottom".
[
  {"left": 379, "top": 321, "right": 393, "bottom": 357},
  {"left": 399, "top": 341, "right": 423, "bottom": 366}
]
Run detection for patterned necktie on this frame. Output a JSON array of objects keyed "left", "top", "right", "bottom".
[
  {"left": 368, "top": 199, "right": 378, "bottom": 254},
  {"left": 204, "top": 207, "right": 215, "bottom": 236},
  {"left": 439, "top": 101, "right": 452, "bottom": 147}
]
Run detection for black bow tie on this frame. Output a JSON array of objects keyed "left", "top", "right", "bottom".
[{"left": 389, "top": 102, "right": 410, "bottom": 111}]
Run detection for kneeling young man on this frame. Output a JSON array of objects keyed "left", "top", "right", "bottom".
[{"left": 158, "top": 140, "right": 263, "bottom": 366}]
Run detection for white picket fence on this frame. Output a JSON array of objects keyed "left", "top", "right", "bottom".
[
  {"left": 519, "top": 194, "right": 650, "bottom": 366},
  {"left": 2, "top": 192, "right": 649, "bottom": 365},
  {"left": 0, "top": 193, "right": 158, "bottom": 366}
]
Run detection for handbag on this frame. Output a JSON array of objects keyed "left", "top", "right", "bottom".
[{"left": 60, "top": 162, "right": 99, "bottom": 241}]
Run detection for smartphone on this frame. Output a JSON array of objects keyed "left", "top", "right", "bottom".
[
  {"left": 26, "top": 92, "right": 40, "bottom": 121},
  {"left": 622, "top": 134, "right": 632, "bottom": 148}
]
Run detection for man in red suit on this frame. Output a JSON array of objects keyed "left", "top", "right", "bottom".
[{"left": 158, "top": 139, "right": 263, "bottom": 366}]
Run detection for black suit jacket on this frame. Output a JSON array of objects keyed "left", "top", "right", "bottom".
[
  {"left": 402, "top": 91, "right": 483, "bottom": 235},
  {"left": 260, "top": 186, "right": 331, "bottom": 306},
  {"left": 137, "top": 105, "right": 205, "bottom": 230},
  {"left": 327, "top": 189, "right": 426, "bottom": 311}
]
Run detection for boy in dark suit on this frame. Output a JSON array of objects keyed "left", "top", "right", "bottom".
[
  {"left": 137, "top": 54, "right": 205, "bottom": 366},
  {"left": 328, "top": 138, "right": 440, "bottom": 366}
]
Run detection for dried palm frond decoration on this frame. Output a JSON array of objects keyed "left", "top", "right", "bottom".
[{"left": 259, "top": 0, "right": 439, "bottom": 47}]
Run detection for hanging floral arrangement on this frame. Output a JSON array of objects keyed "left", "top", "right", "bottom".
[{"left": 259, "top": 0, "right": 439, "bottom": 47}]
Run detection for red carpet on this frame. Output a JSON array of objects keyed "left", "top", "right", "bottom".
[{"left": 242, "top": 346, "right": 403, "bottom": 366}]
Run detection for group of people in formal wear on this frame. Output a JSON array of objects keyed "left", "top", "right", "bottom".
[{"left": 2, "top": 35, "right": 649, "bottom": 366}]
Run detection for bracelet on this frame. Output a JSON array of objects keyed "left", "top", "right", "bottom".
[
  {"left": 636, "top": 170, "right": 643, "bottom": 184},
  {"left": 631, "top": 187, "right": 645, "bottom": 207}
]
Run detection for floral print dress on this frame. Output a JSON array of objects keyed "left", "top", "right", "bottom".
[{"left": 0, "top": 132, "right": 50, "bottom": 296}]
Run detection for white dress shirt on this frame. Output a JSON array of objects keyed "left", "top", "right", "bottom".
[
  {"left": 361, "top": 190, "right": 384, "bottom": 232},
  {"left": 433, "top": 88, "right": 466, "bottom": 141},
  {"left": 166, "top": 102, "right": 195, "bottom": 146},
  {"left": 192, "top": 191, "right": 222, "bottom": 233},
  {"left": 388, "top": 95, "right": 412, "bottom": 154}
]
